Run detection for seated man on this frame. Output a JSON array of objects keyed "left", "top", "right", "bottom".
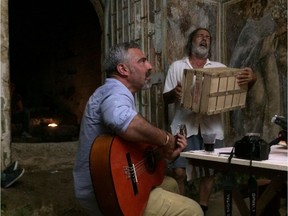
[{"left": 73, "top": 42, "right": 204, "bottom": 216}]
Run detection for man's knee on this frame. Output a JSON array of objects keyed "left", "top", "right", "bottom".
[{"left": 159, "top": 176, "right": 180, "bottom": 194}]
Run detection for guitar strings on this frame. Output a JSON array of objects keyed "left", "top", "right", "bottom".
[{"left": 127, "top": 147, "right": 160, "bottom": 177}]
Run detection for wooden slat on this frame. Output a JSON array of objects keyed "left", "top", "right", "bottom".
[{"left": 181, "top": 68, "right": 248, "bottom": 115}]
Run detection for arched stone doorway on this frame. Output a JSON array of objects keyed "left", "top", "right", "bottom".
[{"left": 1, "top": 0, "right": 104, "bottom": 167}]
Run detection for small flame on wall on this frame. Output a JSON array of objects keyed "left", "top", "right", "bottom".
[{"left": 48, "top": 123, "right": 58, "bottom": 127}]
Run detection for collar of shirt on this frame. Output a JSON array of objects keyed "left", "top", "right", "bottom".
[{"left": 183, "top": 57, "right": 212, "bottom": 69}]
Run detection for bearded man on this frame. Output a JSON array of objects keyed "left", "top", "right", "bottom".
[{"left": 163, "top": 27, "right": 256, "bottom": 213}]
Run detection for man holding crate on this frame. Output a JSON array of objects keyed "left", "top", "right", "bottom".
[{"left": 163, "top": 27, "right": 256, "bottom": 213}]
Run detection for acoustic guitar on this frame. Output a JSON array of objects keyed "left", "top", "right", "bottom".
[{"left": 89, "top": 135, "right": 165, "bottom": 216}]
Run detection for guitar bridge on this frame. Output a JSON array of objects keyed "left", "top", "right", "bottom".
[{"left": 126, "top": 153, "right": 138, "bottom": 195}]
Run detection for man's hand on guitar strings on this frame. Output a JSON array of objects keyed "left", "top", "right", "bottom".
[
  {"left": 172, "top": 133, "right": 187, "bottom": 158},
  {"left": 161, "top": 133, "right": 187, "bottom": 160},
  {"left": 175, "top": 133, "right": 187, "bottom": 150}
]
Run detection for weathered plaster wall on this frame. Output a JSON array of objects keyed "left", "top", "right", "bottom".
[
  {"left": 1, "top": 0, "right": 11, "bottom": 169},
  {"left": 165, "top": 0, "right": 287, "bottom": 144},
  {"left": 225, "top": 0, "right": 287, "bottom": 143},
  {"left": 166, "top": 0, "right": 220, "bottom": 64}
]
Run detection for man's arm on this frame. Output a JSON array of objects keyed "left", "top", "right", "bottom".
[
  {"left": 163, "top": 82, "right": 182, "bottom": 105},
  {"left": 120, "top": 114, "right": 186, "bottom": 160}
]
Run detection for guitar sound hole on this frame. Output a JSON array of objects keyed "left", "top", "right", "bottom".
[{"left": 144, "top": 149, "right": 156, "bottom": 173}]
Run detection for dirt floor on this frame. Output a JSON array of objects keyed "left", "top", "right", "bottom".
[
  {"left": 1, "top": 141, "right": 88, "bottom": 216},
  {"left": 1, "top": 168, "right": 88, "bottom": 216}
]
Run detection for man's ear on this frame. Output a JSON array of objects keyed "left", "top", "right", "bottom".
[{"left": 117, "top": 63, "right": 129, "bottom": 76}]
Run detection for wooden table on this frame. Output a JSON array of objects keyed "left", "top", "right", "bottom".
[{"left": 180, "top": 144, "right": 287, "bottom": 216}]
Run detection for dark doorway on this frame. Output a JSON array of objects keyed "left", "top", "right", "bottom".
[{"left": 9, "top": 0, "right": 102, "bottom": 142}]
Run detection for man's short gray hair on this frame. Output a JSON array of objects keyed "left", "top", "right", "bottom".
[{"left": 103, "top": 41, "right": 141, "bottom": 77}]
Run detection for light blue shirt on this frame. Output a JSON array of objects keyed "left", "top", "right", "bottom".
[{"left": 73, "top": 78, "right": 137, "bottom": 199}]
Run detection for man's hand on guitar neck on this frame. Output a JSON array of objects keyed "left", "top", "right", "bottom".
[{"left": 161, "top": 133, "right": 187, "bottom": 160}]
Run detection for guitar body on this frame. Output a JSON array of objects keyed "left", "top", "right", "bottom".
[{"left": 89, "top": 135, "right": 165, "bottom": 216}]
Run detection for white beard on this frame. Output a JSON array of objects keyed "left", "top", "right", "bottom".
[{"left": 192, "top": 45, "right": 209, "bottom": 58}]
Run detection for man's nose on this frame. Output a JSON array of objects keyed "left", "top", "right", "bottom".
[
  {"left": 202, "top": 35, "right": 210, "bottom": 40},
  {"left": 146, "top": 61, "right": 153, "bottom": 70}
]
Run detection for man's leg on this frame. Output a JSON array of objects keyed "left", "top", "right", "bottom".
[
  {"left": 170, "top": 134, "right": 203, "bottom": 196},
  {"left": 198, "top": 174, "right": 214, "bottom": 211},
  {"left": 77, "top": 195, "right": 103, "bottom": 216},
  {"left": 144, "top": 187, "right": 204, "bottom": 216},
  {"left": 172, "top": 167, "right": 186, "bottom": 195},
  {"left": 198, "top": 139, "right": 223, "bottom": 212},
  {"left": 22, "top": 109, "right": 31, "bottom": 134}
]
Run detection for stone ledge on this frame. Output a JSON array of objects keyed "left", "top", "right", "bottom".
[{"left": 11, "top": 141, "right": 79, "bottom": 171}]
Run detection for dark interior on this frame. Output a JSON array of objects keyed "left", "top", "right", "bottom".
[{"left": 9, "top": 0, "right": 102, "bottom": 142}]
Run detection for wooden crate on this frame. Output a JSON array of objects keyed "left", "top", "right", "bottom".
[{"left": 181, "top": 67, "right": 248, "bottom": 115}]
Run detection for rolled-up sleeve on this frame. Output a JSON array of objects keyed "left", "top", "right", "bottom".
[{"left": 102, "top": 92, "right": 137, "bottom": 134}]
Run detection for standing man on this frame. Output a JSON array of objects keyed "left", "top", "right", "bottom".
[
  {"left": 73, "top": 42, "right": 203, "bottom": 216},
  {"left": 10, "top": 83, "right": 32, "bottom": 138},
  {"left": 163, "top": 27, "right": 256, "bottom": 213}
]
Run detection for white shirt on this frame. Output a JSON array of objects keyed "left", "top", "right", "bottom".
[{"left": 163, "top": 57, "right": 226, "bottom": 140}]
